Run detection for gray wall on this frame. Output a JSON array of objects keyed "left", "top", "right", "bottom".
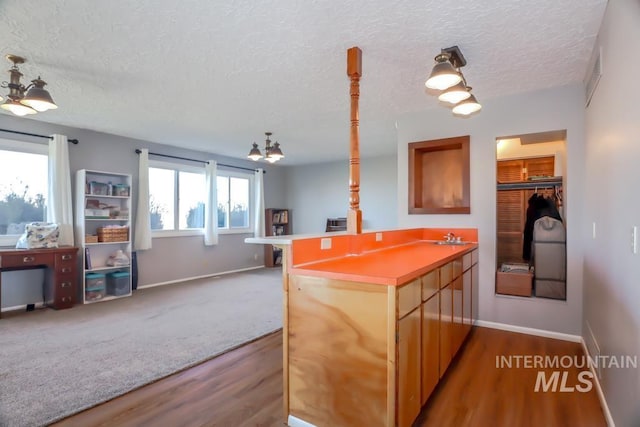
[
  {"left": 583, "top": 0, "right": 640, "bottom": 425},
  {"left": 396, "top": 84, "right": 586, "bottom": 335},
  {"left": 0, "top": 115, "right": 285, "bottom": 308},
  {"left": 284, "top": 154, "right": 398, "bottom": 234}
]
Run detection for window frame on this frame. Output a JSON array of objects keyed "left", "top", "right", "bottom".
[
  {"left": 216, "top": 170, "right": 255, "bottom": 235},
  {"left": 0, "top": 138, "right": 49, "bottom": 247},
  {"left": 148, "top": 160, "right": 254, "bottom": 239}
]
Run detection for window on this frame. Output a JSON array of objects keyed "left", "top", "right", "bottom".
[
  {"left": 148, "top": 161, "right": 253, "bottom": 237},
  {"left": 0, "top": 139, "right": 49, "bottom": 246},
  {"left": 148, "top": 162, "right": 206, "bottom": 234},
  {"left": 216, "top": 174, "right": 251, "bottom": 229}
]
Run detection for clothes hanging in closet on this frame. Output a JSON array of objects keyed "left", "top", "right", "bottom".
[{"left": 522, "top": 193, "right": 562, "bottom": 261}]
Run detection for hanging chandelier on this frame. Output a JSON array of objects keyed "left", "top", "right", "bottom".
[
  {"left": 425, "top": 46, "right": 481, "bottom": 116},
  {"left": 247, "top": 132, "right": 284, "bottom": 163},
  {"left": 1, "top": 54, "right": 58, "bottom": 117}
]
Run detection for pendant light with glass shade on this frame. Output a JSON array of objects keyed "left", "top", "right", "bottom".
[
  {"left": 1, "top": 54, "right": 58, "bottom": 117},
  {"left": 424, "top": 46, "right": 481, "bottom": 117},
  {"left": 247, "top": 132, "right": 285, "bottom": 163}
]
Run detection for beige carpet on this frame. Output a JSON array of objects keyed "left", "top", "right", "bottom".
[{"left": 0, "top": 268, "right": 283, "bottom": 427}]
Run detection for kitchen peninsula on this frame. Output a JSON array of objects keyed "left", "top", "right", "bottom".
[{"left": 246, "top": 227, "right": 479, "bottom": 427}]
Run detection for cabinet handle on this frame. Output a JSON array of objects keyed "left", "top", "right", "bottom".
[
  {"left": 61, "top": 267, "right": 72, "bottom": 273},
  {"left": 62, "top": 254, "right": 73, "bottom": 260},
  {"left": 61, "top": 296, "right": 70, "bottom": 302},
  {"left": 23, "top": 256, "right": 35, "bottom": 263},
  {"left": 61, "top": 282, "right": 72, "bottom": 288}
]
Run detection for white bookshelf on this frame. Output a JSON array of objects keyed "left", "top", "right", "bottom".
[{"left": 74, "top": 169, "right": 133, "bottom": 304}]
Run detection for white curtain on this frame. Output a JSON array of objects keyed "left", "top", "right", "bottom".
[
  {"left": 134, "top": 148, "right": 152, "bottom": 250},
  {"left": 47, "top": 134, "right": 74, "bottom": 246},
  {"left": 254, "top": 168, "right": 265, "bottom": 237},
  {"left": 204, "top": 160, "right": 219, "bottom": 246}
]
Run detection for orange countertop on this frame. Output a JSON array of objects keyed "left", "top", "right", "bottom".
[{"left": 289, "top": 240, "right": 477, "bottom": 286}]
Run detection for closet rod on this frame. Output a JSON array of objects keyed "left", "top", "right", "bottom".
[
  {"left": 135, "top": 149, "right": 266, "bottom": 173},
  {"left": 497, "top": 179, "right": 562, "bottom": 191},
  {"left": 0, "top": 128, "right": 79, "bottom": 144}
]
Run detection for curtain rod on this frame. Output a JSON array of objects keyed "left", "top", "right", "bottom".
[
  {"left": 497, "top": 178, "right": 562, "bottom": 191},
  {"left": 0, "top": 128, "right": 79, "bottom": 144},
  {"left": 135, "top": 149, "right": 266, "bottom": 173}
]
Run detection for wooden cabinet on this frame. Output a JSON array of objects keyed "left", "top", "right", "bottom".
[
  {"left": 264, "top": 208, "right": 290, "bottom": 267},
  {"left": 462, "top": 269, "right": 472, "bottom": 334},
  {"left": 471, "top": 249, "right": 479, "bottom": 323},
  {"left": 286, "top": 250, "right": 477, "bottom": 427},
  {"left": 397, "top": 307, "right": 421, "bottom": 427}
]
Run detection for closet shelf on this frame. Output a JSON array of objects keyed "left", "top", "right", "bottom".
[{"left": 497, "top": 177, "right": 562, "bottom": 191}]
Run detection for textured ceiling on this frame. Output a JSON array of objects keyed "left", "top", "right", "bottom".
[{"left": 0, "top": 0, "right": 606, "bottom": 165}]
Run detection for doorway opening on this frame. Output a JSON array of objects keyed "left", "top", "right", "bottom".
[{"left": 495, "top": 130, "right": 567, "bottom": 300}]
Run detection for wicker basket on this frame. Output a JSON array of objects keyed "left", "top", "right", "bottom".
[
  {"left": 85, "top": 234, "right": 99, "bottom": 244},
  {"left": 97, "top": 227, "right": 129, "bottom": 242}
]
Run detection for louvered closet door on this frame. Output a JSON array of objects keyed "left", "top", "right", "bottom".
[
  {"left": 524, "top": 157, "right": 555, "bottom": 179},
  {"left": 497, "top": 189, "right": 525, "bottom": 266},
  {"left": 497, "top": 160, "right": 524, "bottom": 183}
]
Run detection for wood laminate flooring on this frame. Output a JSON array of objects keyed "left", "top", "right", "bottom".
[{"left": 54, "top": 327, "right": 606, "bottom": 427}]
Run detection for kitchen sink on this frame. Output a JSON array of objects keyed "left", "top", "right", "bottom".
[{"left": 432, "top": 240, "right": 471, "bottom": 246}]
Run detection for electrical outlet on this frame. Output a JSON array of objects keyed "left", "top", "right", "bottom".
[
  {"left": 321, "top": 238, "right": 332, "bottom": 250},
  {"left": 592, "top": 222, "right": 596, "bottom": 240},
  {"left": 376, "top": 232, "right": 383, "bottom": 242},
  {"left": 254, "top": 253, "right": 259, "bottom": 261},
  {"left": 632, "top": 226, "right": 638, "bottom": 254}
]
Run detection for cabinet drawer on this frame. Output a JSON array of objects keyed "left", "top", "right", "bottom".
[
  {"left": 398, "top": 278, "right": 421, "bottom": 319},
  {"left": 471, "top": 249, "right": 479, "bottom": 265},
  {"left": 55, "top": 252, "right": 76, "bottom": 271},
  {"left": 440, "top": 262, "right": 453, "bottom": 287},
  {"left": 462, "top": 253, "right": 472, "bottom": 272},
  {"left": 452, "top": 257, "right": 462, "bottom": 279},
  {"left": 422, "top": 269, "right": 439, "bottom": 301},
  {"left": 0, "top": 253, "right": 54, "bottom": 268}
]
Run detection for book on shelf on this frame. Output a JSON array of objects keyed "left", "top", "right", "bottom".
[
  {"left": 85, "top": 247, "right": 92, "bottom": 270},
  {"left": 280, "top": 210, "right": 288, "bottom": 223}
]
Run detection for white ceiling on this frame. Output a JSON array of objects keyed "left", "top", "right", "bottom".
[{"left": 0, "top": 0, "right": 606, "bottom": 165}]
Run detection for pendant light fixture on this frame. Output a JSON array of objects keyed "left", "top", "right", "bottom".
[
  {"left": 1, "top": 54, "right": 58, "bottom": 116},
  {"left": 247, "top": 132, "right": 285, "bottom": 163},
  {"left": 425, "top": 46, "right": 481, "bottom": 117}
]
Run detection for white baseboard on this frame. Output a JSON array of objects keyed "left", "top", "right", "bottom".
[
  {"left": 580, "top": 338, "right": 615, "bottom": 427},
  {"left": 474, "top": 319, "right": 582, "bottom": 343},
  {"left": 287, "top": 415, "right": 317, "bottom": 427},
  {"left": 0, "top": 301, "right": 46, "bottom": 314},
  {"left": 138, "top": 265, "right": 266, "bottom": 289}
]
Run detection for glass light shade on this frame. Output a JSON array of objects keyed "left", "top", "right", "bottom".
[
  {"left": 438, "top": 81, "right": 471, "bottom": 104},
  {"left": 22, "top": 82, "right": 57, "bottom": 112},
  {"left": 1, "top": 99, "right": 37, "bottom": 116},
  {"left": 247, "top": 143, "right": 263, "bottom": 161},
  {"left": 425, "top": 55, "right": 462, "bottom": 90},
  {"left": 265, "top": 155, "right": 279, "bottom": 163},
  {"left": 452, "top": 94, "right": 482, "bottom": 115},
  {"left": 269, "top": 142, "right": 284, "bottom": 160}
]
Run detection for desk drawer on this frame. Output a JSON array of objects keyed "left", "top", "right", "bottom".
[
  {"left": 55, "top": 252, "right": 76, "bottom": 272},
  {"left": 0, "top": 253, "right": 54, "bottom": 268}
]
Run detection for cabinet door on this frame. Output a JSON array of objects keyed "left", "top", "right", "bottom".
[
  {"left": 421, "top": 294, "right": 439, "bottom": 405},
  {"left": 472, "top": 264, "right": 479, "bottom": 323},
  {"left": 397, "top": 307, "right": 421, "bottom": 427},
  {"left": 497, "top": 159, "right": 524, "bottom": 182},
  {"left": 463, "top": 269, "right": 472, "bottom": 335},
  {"left": 439, "top": 283, "right": 453, "bottom": 377},
  {"left": 452, "top": 276, "right": 463, "bottom": 355}
]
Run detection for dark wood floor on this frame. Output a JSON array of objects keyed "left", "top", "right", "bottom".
[{"left": 54, "top": 327, "right": 606, "bottom": 427}]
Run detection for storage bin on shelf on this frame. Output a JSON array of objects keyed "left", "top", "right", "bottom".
[
  {"left": 97, "top": 226, "right": 129, "bottom": 242},
  {"left": 107, "top": 271, "right": 130, "bottom": 296},
  {"left": 85, "top": 273, "right": 106, "bottom": 301}
]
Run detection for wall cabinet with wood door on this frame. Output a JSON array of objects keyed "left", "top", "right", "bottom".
[
  {"left": 264, "top": 208, "right": 290, "bottom": 267},
  {"left": 286, "top": 247, "right": 479, "bottom": 427},
  {"left": 497, "top": 156, "right": 555, "bottom": 265}
]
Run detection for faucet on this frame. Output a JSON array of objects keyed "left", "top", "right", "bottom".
[{"left": 444, "top": 232, "right": 455, "bottom": 242}]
